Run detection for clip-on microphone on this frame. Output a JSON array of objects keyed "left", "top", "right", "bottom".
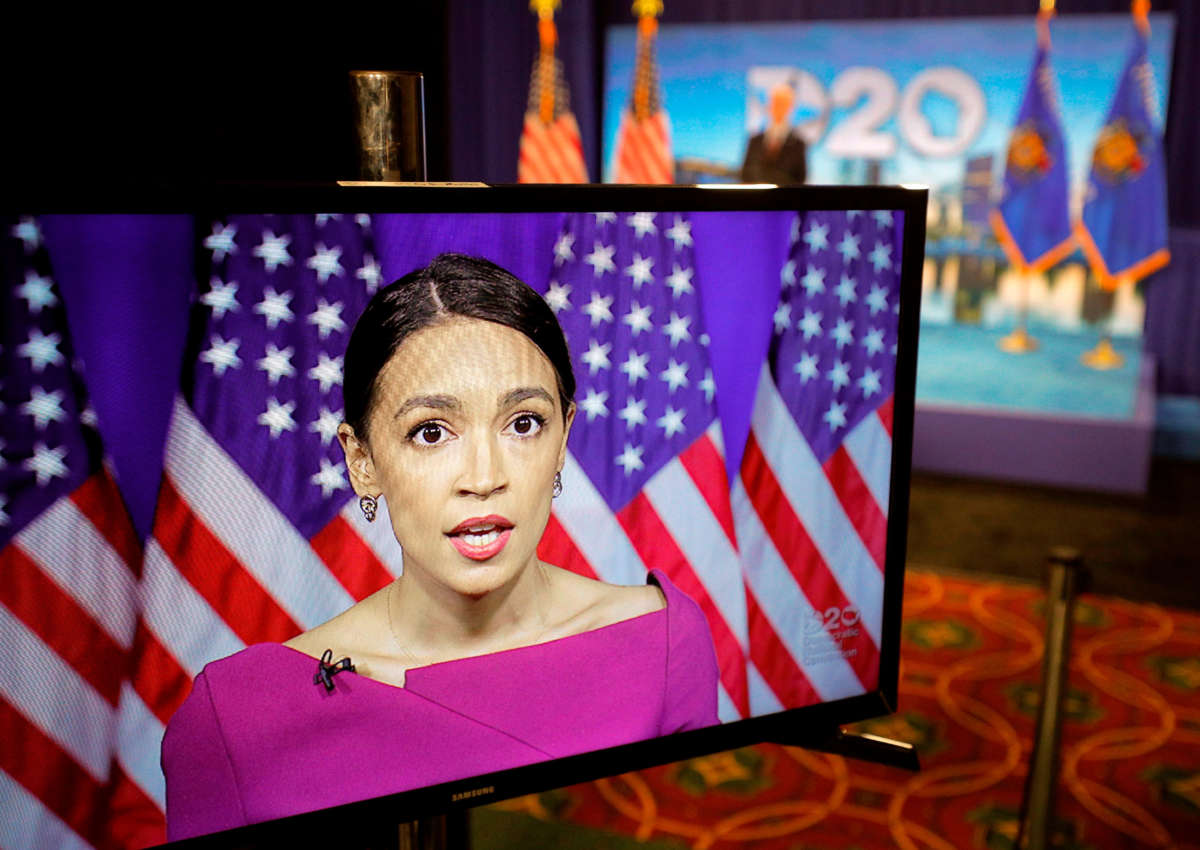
[{"left": 314, "top": 648, "right": 356, "bottom": 691}]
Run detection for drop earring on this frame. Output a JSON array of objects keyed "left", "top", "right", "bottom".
[
  {"left": 552, "top": 471, "right": 563, "bottom": 498},
  {"left": 359, "top": 494, "right": 378, "bottom": 522}
]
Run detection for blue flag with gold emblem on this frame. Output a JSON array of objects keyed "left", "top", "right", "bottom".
[
  {"left": 1076, "top": 12, "right": 1170, "bottom": 288},
  {"left": 991, "top": 12, "right": 1074, "bottom": 272}
]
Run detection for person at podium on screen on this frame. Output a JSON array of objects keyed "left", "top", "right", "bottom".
[
  {"left": 740, "top": 82, "right": 807, "bottom": 185},
  {"left": 161, "top": 253, "right": 720, "bottom": 840}
]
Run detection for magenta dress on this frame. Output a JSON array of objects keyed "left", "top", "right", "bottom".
[{"left": 161, "top": 570, "right": 719, "bottom": 841}]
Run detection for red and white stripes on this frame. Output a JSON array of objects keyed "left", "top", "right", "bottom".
[
  {"left": 518, "top": 113, "right": 588, "bottom": 184},
  {"left": 612, "top": 110, "right": 673, "bottom": 185},
  {"left": 0, "top": 470, "right": 139, "bottom": 850},
  {"left": 734, "top": 365, "right": 892, "bottom": 713}
]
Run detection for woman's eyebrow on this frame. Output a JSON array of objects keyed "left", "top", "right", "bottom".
[
  {"left": 499, "top": 387, "right": 554, "bottom": 408},
  {"left": 394, "top": 394, "right": 460, "bottom": 418}
]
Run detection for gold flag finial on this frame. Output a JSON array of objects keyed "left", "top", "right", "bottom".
[
  {"left": 634, "top": 0, "right": 662, "bottom": 40},
  {"left": 632, "top": 0, "right": 663, "bottom": 18},
  {"left": 530, "top": 0, "right": 560, "bottom": 19}
]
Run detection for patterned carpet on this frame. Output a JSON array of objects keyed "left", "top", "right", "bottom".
[{"left": 473, "top": 569, "right": 1200, "bottom": 850}]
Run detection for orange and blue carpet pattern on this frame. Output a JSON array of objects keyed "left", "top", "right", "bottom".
[{"left": 475, "top": 570, "right": 1200, "bottom": 850}]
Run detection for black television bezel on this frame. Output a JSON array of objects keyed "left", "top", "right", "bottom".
[{"left": 23, "top": 183, "right": 924, "bottom": 849}]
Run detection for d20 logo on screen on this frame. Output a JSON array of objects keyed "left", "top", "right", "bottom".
[
  {"left": 801, "top": 605, "right": 866, "bottom": 667},
  {"left": 747, "top": 65, "right": 986, "bottom": 160}
]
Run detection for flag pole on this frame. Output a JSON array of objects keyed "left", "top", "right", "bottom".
[
  {"left": 1080, "top": 0, "right": 1148, "bottom": 371},
  {"left": 997, "top": 0, "right": 1055, "bottom": 355},
  {"left": 613, "top": 0, "right": 672, "bottom": 183},
  {"left": 632, "top": 0, "right": 664, "bottom": 123},
  {"left": 531, "top": 0, "right": 560, "bottom": 125},
  {"left": 997, "top": 268, "right": 1040, "bottom": 353},
  {"left": 1080, "top": 275, "right": 1128, "bottom": 369},
  {"left": 519, "top": 0, "right": 588, "bottom": 182}
]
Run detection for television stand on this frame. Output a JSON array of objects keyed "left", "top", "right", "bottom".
[{"left": 766, "top": 727, "right": 920, "bottom": 772}]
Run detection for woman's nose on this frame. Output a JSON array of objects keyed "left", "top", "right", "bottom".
[{"left": 457, "top": 433, "right": 507, "bottom": 498}]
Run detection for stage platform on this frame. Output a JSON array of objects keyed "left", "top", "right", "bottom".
[{"left": 912, "top": 323, "right": 1155, "bottom": 495}]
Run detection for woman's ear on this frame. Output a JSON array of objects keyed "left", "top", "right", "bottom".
[
  {"left": 338, "top": 423, "right": 377, "bottom": 496},
  {"left": 557, "top": 402, "right": 576, "bottom": 472}
]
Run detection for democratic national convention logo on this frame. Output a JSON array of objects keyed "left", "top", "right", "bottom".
[
  {"left": 1005, "top": 120, "right": 1054, "bottom": 183},
  {"left": 1091, "top": 117, "right": 1150, "bottom": 184}
]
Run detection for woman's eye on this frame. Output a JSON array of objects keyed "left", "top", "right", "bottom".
[
  {"left": 411, "top": 423, "right": 447, "bottom": 445},
  {"left": 509, "top": 414, "right": 544, "bottom": 436}
]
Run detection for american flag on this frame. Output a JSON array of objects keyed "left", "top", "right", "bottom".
[
  {"left": 537, "top": 211, "right": 748, "bottom": 721},
  {"left": 517, "top": 13, "right": 588, "bottom": 183},
  {"left": 0, "top": 217, "right": 142, "bottom": 849},
  {"left": 733, "top": 210, "right": 902, "bottom": 715},
  {"left": 107, "top": 214, "right": 399, "bottom": 847},
  {"left": 610, "top": 9, "right": 673, "bottom": 184}
]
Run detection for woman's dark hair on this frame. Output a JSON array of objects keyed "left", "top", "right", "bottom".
[{"left": 343, "top": 253, "right": 576, "bottom": 441}]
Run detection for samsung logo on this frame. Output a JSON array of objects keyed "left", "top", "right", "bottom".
[{"left": 451, "top": 786, "right": 495, "bottom": 802}]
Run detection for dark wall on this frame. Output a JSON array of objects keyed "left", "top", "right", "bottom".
[{"left": 3, "top": 6, "right": 450, "bottom": 187}]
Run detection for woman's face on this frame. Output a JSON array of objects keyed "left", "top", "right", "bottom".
[{"left": 342, "top": 316, "right": 574, "bottom": 599}]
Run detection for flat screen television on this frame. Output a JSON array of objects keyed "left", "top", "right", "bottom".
[{"left": 1, "top": 184, "right": 924, "bottom": 848}]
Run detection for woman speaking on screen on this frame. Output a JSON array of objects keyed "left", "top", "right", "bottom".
[{"left": 161, "top": 253, "right": 720, "bottom": 840}]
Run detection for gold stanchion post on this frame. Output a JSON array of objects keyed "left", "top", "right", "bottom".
[{"left": 1018, "top": 547, "right": 1085, "bottom": 850}]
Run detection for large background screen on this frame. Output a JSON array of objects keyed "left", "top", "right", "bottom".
[{"left": 604, "top": 14, "right": 1172, "bottom": 344}]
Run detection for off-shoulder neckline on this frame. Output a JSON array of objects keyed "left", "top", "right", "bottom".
[{"left": 255, "top": 571, "right": 672, "bottom": 689}]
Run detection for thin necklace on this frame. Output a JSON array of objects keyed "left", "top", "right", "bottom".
[
  {"left": 385, "top": 564, "right": 552, "bottom": 671},
  {"left": 385, "top": 581, "right": 425, "bottom": 672}
]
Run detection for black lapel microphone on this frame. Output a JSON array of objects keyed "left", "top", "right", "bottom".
[{"left": 314, "top": 648, "right": 356, "bottom": 691}]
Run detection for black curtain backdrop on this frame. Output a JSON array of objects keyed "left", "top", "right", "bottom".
[
  {"left": 2, "top": 6, "right": 451, "bottom": 187},
  {"left": 448, "top": 0, "right": 1198, "bottom": 394}
]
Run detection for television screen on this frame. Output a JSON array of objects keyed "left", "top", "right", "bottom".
[{"left": 0, "top": 185, "right": 924, "bottom": 848}]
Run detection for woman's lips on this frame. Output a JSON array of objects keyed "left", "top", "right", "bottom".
[
  {"left": 447, "top": 516, "right": 513, "bottom": 561},
  {"left": 448, "top": 528, "right": 512, "bottom": 560}
]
